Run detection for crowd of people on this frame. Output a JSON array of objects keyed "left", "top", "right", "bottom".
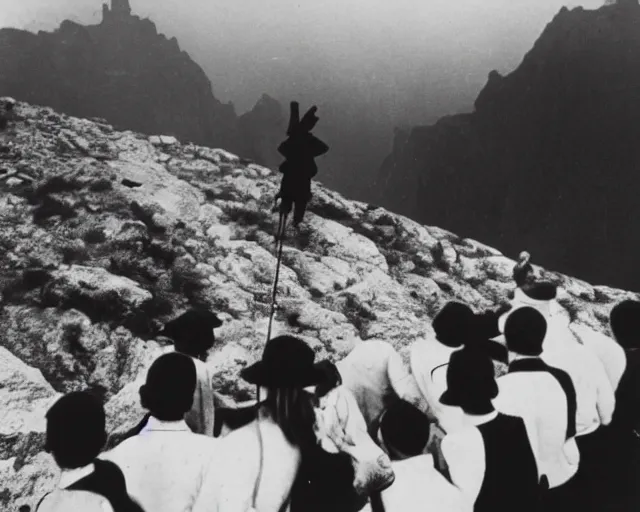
[{"left": 33, "top": 260, "right": 640, "bottom": 512}]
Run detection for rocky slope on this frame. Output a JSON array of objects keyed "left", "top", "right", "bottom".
[
  {"left": 375, "top": 0, "right": 640, "bottom": 291},
  {"left": 0, "top": 0, "right": 283, "bottom": 168},
  {"left": 1, "top": 99, "right": 638, "bottom": 509}
]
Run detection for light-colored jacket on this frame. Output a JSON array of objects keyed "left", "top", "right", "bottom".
[
  {"left": 101, "top": 417, "right": 218, "bottom": 512},
  {"left": 37, "top": 465, "right": 114, "bottom": 512},
  {"left": 337, "top": 340, "right": 427, "bottom": 431},
  {"left": 186, "top": 355, "right": 218, "bottom": 437},
  {"left": 191, "top": 410, "right": 301, "bottom": 512},
  {"left": 410, "top": 337, "right": 465, "bottom": 433},
  {"left": 361, "top": 454, "right": 469, "bottom": 512},
  {"left": 497, "top": 292, "right": 616, "bottom": 436},
  {"left": 315, "top": 385, "right": 395, "bottom": 495},
  {"left": 570, "top": 322, "right": 627, "bottom": 392}
]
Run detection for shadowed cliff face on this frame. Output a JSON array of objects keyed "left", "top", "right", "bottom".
[
  {"left": 376, "top": 0, "right": 640, "bottom": 291},
  {"left": 0, "top": 1, "right": 284, "bottom": 167},
  {"left": 2, "top": 98, "right": 638, "bottom": 509}
]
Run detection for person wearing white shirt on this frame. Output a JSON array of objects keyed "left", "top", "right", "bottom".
[
  {"left": 512, "top": 253, "right": 626, "bottom": 393},
  {"left": 362, "top": 399, "right": 469, "bottom": 512},
  {"left": 569, "top": 321, "right": 626, "bottom": 393},
  {"left": 494, "top": 307, "right": 581, "bottom": 512},
  {"left": 191, "top": 335, "right": 328, "bottom": 512},
  {"left": 102, "top": 352, "right": 219, "bottom": 512},
  {"left": 157, "top": 308, "right": 224, "bottom": 437},
  {"left": 337, "top": 339, "right": 426, "bottom": 436},
  {"left": 497, "top": 283, "right": 615, "bottom": 435},
  {"left": 440, "top": 348, "right": 540, "bottom": 512},
  {"left": 410, "top": 302, "right": 477, "bottom": 433},
  {"left": 37, "top": 391, "right": 143, "bottom": 512}
]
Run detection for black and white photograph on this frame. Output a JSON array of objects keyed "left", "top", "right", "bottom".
[{"left": 1, "top": 0, "right": 639, "bottom": 511}]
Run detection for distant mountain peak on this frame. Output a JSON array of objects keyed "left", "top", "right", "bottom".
[{"left": 375, "top": 0, "right": 640, "bottom": 291}]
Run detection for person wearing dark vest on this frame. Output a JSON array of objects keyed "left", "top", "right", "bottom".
[
  {"left": 364, "top": 400, "right": 468, "bottom": 512},
  {"left": 493, "top": 307, "right": 580, "bottom": 512},
  {"left": 498, "top": 279, "right": 615, "bottom": 439},
  {"left": 101, "top": 353, "right": 219, "bottom": 512},
  {"left": 37, "top": 391, "right": 143, "bottom": 512},
  {"left": 440, "top": 348, "right": 540, "bottom": 512}
]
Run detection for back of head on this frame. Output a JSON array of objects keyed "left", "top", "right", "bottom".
[
  {"left": 474, "top": 310, "right": 502, "bottom": 340},
  {"left": 315, "top": 360, "right": 342, "bottom": 398},
  {"left": 379, "top": 400, "right": 430, "bottom": 459},
  {"left": 610, "top": 300, "right": 640, "bottom": 350},
  {"left": 45, "top": 391, "right": 106, "bottom": 469},
  {"left": 140, "top": 352, "right": 197, "bottom": 421},
  {"left": 504, "top": 307, "right": 547, "bottom": 356},
  {"left": 432, "top": 302, "right": 475, "bottom": 348}
]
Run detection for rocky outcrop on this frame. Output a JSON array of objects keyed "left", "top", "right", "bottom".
[
  {"left": 375, "top": 0, "right": 640, "bottom": 291},
  {"left": 2, "top": 99, "right": 639, "bottom": 508},
  {"left": 0, "top": 0, "right": 284, "bottom": 168}
]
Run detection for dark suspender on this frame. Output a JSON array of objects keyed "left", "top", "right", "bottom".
[{"left": 509, "top": 358, "right": 577, "bottom": 439}]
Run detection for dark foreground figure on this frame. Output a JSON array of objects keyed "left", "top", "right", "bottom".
[{"left": 37, "top": 391, "right": 143, "bottom": 512}]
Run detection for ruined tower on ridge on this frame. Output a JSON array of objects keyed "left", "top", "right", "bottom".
[{"left": 102, "top": 0, "right": 132, "bottom": 22}]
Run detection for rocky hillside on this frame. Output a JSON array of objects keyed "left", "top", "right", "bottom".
[
  {"left": 375, "top": 0, "right": 640, "bottom": 291},
  {"left": 0, "top": 0, "right": 283, "bottom": 168},
  {"left": 1, "top": 99, "right": 638, "bottom": 509}
]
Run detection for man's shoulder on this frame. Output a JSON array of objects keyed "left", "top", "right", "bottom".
[
  {"left": 38, "top": 489, "right": 113, "bottom": 512},
  {"left": 442, "top": 425, "right": 480, "bottom": 450}
]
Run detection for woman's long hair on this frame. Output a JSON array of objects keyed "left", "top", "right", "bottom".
[{"left": 263, "top": 386, "right": 318, "bottom": 450}]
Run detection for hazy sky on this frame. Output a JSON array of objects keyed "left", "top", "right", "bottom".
[
  {"left": 0, "top": 0, "right": 606, "bottom": 196},
  {"left": 1, "top": 0, "right": 604, "bottom": 116}
]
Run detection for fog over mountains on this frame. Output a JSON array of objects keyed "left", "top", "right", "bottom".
[{"left": 0, "top": 0, "right": 603, "bottom": 199}]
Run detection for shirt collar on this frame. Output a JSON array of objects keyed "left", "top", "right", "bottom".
[
  {"left": 59, "top": 463, "right": 95, "bottom": 489},
  {"left": 142, "top": 416, "right": 191, "bottom": 433},
  {"left": 466, "top": 410, "right": 499, "bottom": 427}
]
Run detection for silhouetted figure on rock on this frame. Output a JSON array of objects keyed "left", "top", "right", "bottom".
[{"left": 274, "top": 101, "right": 329, "bottom": 226}]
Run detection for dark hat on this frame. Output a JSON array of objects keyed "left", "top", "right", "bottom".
[
  {"left": 432, "top": 302, "right": 476, "bottom": 348},
  {"left": 610, "top": 300, "right": 640, "bottom": 350},
  {"left": 314, "top": 360, "right": 343, "bottom": 398},
  {"left": 240, "top": 335, "right": 325, "bottom": 388},
  {"left": 380, "top": 400, "right": 431, "bottom": 457},
  {"left": 440, "top": 348, "right": 498, "bottom": 414},
  {"left": 473, "top": 310, "right": 502, "bottom": 340},
  {"left": 504, "top": 307, "right": 547, "bottom": 356},
  {"left": 158, "top": 309, "right": 222, "bottom": 343}
]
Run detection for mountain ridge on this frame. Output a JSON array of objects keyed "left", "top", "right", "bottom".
[
  {"left": 0, "top": 0, "right": 283, "bottom": 169},
  {"left": 375, "top": 0, "right": 640, "bottom": 291}
]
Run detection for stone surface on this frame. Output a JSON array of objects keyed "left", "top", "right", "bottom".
[{"left": 1, "top": 100, "right": 638, "bottom": 508}]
